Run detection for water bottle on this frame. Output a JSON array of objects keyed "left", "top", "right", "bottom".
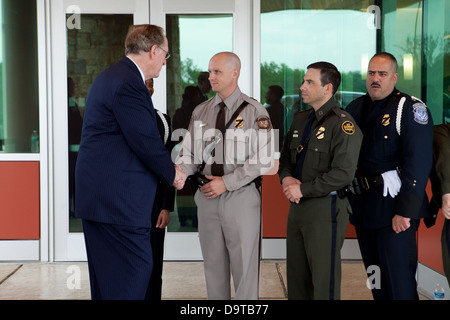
[
  {"left": 31, "top": 130, "right": 39, "bottom": 153},
  {"left": 434, "top": 283, "right": 445, "bottom": 300}
]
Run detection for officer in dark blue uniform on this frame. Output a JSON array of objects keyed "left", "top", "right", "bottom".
[{"left": 346, "top": 52, "right": 434, "bottom": 300}]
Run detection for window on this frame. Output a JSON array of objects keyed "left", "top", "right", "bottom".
[
  {"left": 423, "top": 0, "right": 450, "bottom": 124},
  {"left": 66, "top": 13, "right": 134, "bottom": 232},
  {"left": 0, "top": 0, "right": 39, "bottom": 153},
  {"left": 380, "top": 0, "right": 449, "bottom": 125},
  {"left": 260, "top": 0, "right": 377, "bottom": 144}
]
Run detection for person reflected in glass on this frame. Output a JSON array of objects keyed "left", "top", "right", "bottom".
[
  {"left": 145, "top": 79, "right": 175, "bottom": 300},
  {"left": 443, "top": 76, "right": 450, "bottom": 124},
  {"left": 265, "top": 85, "right": 285, "bottom": 150},
  {"left": 173, "top": 72, "right": 211, "bottom": 133}
]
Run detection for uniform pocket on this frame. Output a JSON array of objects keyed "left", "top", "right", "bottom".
[
  {"left": 289, "top": 136, "right": 301, "bottom": 164},
  {"left": 308, "top": 141, "right": 331, "bottom": 172}
]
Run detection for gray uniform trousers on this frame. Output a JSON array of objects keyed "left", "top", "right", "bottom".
[{"left": 194, "top": 183, "right": 261, "bottom": 300}]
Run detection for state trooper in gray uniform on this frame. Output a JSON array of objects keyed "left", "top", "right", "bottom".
[{"left": 176, "top": 52, "right": 274, "bottom": 300}]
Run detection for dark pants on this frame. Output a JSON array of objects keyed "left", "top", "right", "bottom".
[
  {"left": 356, "top": 219, "right": 420, "bottom": 300},
  {"left": 287, "top": 195, "right": 349, "bottom": 300},
  {"left": 442, "top": 219, "right": 450, "bottom": 287},
  {"left": 82, "top": 219, "right": 153, "bottom": 300},
  {"left": 146, "top": 226, "right": 166, "bottom": 300}
]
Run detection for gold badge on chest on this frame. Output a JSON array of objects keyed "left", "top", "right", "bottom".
[
  {"left": 235, "top": 116, "right": 244, "bottom": 128},
  {"left": 382, "top": 114, "right": 390, "bottom": 126},
  {"left": 316, "top": 127, "right": 326, "bottom": 140}
]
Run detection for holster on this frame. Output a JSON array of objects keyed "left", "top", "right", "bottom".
[{"left": 188, "top": 171, "right": 210, "bottom": 195}]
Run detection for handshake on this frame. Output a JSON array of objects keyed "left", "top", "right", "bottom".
[{"left": 173, "top": 164, "right": 187, "bottom": 190}]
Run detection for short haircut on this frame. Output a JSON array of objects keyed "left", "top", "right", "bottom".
[
  {"left": 307, "top": 61, "right": 341, "bottom": 95},
  {"left": 370, "top": 52, "right": 398, "bottom": 73},
  {"left": 125, "top": 24, "right": 165, "bottom": 55},
  {"left": 268, "top": 85, "right": 284, "bottom": 99}
]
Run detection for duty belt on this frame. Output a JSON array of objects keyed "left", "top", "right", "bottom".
[{"left": 346, "top": 175, "right": 384, "bottom": 195}]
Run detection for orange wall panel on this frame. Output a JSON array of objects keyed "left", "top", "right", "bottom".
[
  {"left": 261, "top": 174, "right": 357, "bottom": 238},
  {"left": 0, "top": 162, "right": 40, "bottom": 240}
]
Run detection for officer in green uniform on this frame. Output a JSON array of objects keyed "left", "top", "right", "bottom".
[
  {"left": 279, "top": 62, "right": 363, "bottom": 300},
  {"left": 429, "top": 124, "right": 450, "bottom": 286}
]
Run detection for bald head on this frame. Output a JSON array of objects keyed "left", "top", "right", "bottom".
[
  {"left": 211, "top": 52, "right": 241, "bottom": 72},
  {"left": 208, "top": 52, "right": 241, "bottom": 100}
]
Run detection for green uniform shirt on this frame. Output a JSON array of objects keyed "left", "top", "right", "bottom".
[{"left": 279, "top": 97, "right": 363, "bottom": 197}]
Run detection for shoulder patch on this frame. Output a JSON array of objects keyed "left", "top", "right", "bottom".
[
  {"left": 413, "top": 103, "right": 428, "bottom": 125},
  {"left": 256, "top": 115, "right": 272, "bottom": 130},
  {"left": 341, "top": 121, "right": 355, "bottom": 135}
]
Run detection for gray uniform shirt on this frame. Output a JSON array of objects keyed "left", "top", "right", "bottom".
[{"left": 176, "top": 87, "right": 274, "bottom": 191}]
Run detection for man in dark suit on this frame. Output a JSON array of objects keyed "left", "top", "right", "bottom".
[{"left": 75, "top": 24, "right": 185, "bottom": 300}]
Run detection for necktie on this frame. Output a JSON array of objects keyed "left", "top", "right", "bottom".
[
  {"left": 211, "top": 102, "right": 226, "bottom": 176},
  {"left": 294, "top": 111, "right": 316, "bottom": 181}
]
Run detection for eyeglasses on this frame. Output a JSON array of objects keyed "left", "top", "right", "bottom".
[{"left": 158, "top": 46, "right": 171, "bottom": 60}]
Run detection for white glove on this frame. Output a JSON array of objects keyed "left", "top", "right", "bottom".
[{"left": 381, "top": 170, "right": 401, "bottom": 198}]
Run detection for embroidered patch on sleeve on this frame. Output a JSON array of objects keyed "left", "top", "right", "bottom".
[
  {"left": 413, "top": 103, "right": 428, "bottom": 125},
  {"left": 341, "top": 121, "right": 355, "bottom": 135}
]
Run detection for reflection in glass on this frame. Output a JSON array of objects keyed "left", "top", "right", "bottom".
[
  {"left": 166, "top": 14, "right": 232, "bottom": 233},
  {"left": 382, "top": 1, "right": 423, "bottom": 100},
  {"left": 0, "top": 0, "right": 39, "bottom": 153},
  {"left": 67, "top": 14, "right": 133, "bottom": 232},
  {"left": 422, "top": 0, "right": 450, "bottom": 125},
  {"left": 260, "top": 0, "right": 376, "bottom": 141}
]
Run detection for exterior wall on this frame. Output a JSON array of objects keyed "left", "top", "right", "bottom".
[
  {"left": 0, "top": 162, "right": 40, "bottom": 240},
  {"left": 261, "top": 174, "right": 357, "bottom": 239}
]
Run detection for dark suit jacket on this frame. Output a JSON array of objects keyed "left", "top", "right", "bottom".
[
  {"left": 152, "top": 111, "right": 175, "bottom": 222},
  {"left": 75, "top": 57, "right": 175, "bottom": 228}
]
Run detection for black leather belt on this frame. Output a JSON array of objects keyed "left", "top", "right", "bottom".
[
  {"left": 346, "top": 175, "right": 383, "bottom": 195},
  {"left": 358, "top": 175, "right": 384, "bottom": 191}
]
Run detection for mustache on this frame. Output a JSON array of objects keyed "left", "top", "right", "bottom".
[{"left": 371, "top": 82, "right": 381, "bottom": 88}]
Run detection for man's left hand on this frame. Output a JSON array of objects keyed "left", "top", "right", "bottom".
[
  {"left": 392, "top": 214, "right": 411, "bottom": 234},
  {"left": 201, "top": 176, "right": 227, "bottom": 199},
  {"left": 283, "top": 183, "right": 302, "bottom": 204}
]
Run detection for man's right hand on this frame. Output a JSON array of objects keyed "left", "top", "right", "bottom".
[
  {"left": 173, "top": 164, "right": 186, "bottom": 190},
  {"left": 282, "top": 177, "right": 301, "bottom": 203}
]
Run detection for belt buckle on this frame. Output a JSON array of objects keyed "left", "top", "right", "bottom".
[
  {"left": 297, "top": 145, "right": 304, "bottom": 153},
  {"left": 348, "top": 184, "right": 355, "bottom": 195},
  {"left": 361, "top": 177, "right": 370, "bottom": 191}
]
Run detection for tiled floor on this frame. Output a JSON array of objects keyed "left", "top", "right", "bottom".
[{"left": 0, "top": 260, "right": 376, "bottom": 300}]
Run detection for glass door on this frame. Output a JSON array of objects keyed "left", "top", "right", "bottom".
[
  {"left": 51, "top": 0, "right": 149, "bottom": 261},
  {"left": 150, "top": 0, "right": 253, "bottom": 260}
]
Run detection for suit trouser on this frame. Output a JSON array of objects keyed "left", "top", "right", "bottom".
[
  {"left": 442, "top": 219, "right": 450, "bottom": 287},
  {"left": 194, "top": 183, "right": 261, "bottom": 300},
  {"left": 82, "top": 219, "right": 153, "bottom": 300},
  {"left": 286, "top": 195, "right": 349, "bottom": 300},
  {"left": 355, "top": 219, "right": 420, "bottom": 300},
  {"left": 146, "top": 225, "right": 165, "bottom": 300}
]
